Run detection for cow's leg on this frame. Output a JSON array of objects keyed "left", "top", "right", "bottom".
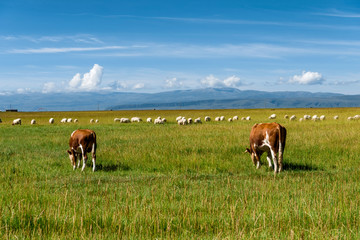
[
  {"left": 254, "top": 151, "right": 261, "bottom": 169},
  {"left": 91, "top": 143, "right": 96, "bottom": 172},
  {"left": 270, "top": 148, "right": 278, "bottom": 173},
  {"left": 79, "top": 144, "right": 85, "bottom": 170},
  {"left": 266, "top": 151, "right": 273, "bottom": 168},
  {"left": 82, "top": 154, "right": 88, "bottom": 171}
]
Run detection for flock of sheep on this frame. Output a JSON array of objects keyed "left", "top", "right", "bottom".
[{"left": 2, "top": 113, "right": 360, "bottom": 126}]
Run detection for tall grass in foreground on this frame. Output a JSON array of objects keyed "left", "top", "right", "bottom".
[{"left": 0, "top": 108, "right": 360, "bottom": 239}]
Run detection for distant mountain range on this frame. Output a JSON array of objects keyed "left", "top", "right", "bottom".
[{"left": 0, "top": 88, "right": 359, "bottom": 112}]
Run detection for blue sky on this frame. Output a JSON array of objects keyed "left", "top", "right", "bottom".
[{"left": 1, "top": 0, "right": 360, "bottom": 94}]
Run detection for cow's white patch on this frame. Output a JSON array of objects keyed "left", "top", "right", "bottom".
[{"left": 71, "top": 130, "right": 76, "bottom": 137}]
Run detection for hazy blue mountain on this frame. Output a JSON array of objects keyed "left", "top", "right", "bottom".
[{"left": 0, "top": 88, "right": 356, "bottom": 112}]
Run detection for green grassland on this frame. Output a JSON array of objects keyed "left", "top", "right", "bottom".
[{"left": 0, "top": 108, "right": 359, "bottom": 239}]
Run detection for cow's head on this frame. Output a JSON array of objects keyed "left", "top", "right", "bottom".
[{"left": 67, "top": 149, "right": 77, "bottom": 169}]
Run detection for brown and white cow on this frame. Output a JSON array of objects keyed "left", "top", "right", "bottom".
[
  {"left": 67, "top": 129, "right": 97, "bottom": 172},
  {"left": 245, "top": 122, "right": 286, "bottom": 173}
]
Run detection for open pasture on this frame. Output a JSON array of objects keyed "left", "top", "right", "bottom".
[{"left": 0, "top": 108, "right": 360, "bottom": 239}]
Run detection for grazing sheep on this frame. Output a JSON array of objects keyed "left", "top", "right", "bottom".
[
  {"left": 60, "top": 118, "right": 67, "bottom": 123},
  {"left": 74, "top": 119, "right": 79, "bottom": 123},
  {"left": 194, "top": 117, "right": 202, "bottom": 124},
  {"left": 178, "top": 118, "right": 187, "bottom": 125},
  {"left": 312, "top": 115, "right": 319, "bottom": 121},
  {"left": 290, "top": 115, "right": 296, "bottom": 121},
  {"left": 147, "top": 118, "right": 152, "bottom": 123},
  {"left": 90, "top": 119, "right": 95, "bottom": 123},
  {"left": 12, "top": 118, "right": 21, "bottom": 125},
  {"left": 49, "top": 118, "right": 54, "bottom": 124},
  {"left": 354, "top": 115, "right": 360, "bottom": 120},
  {"left": 233, "top": 116, "right": 239, "bottom": 121},
  {"left": 120, "top": 118, "right": 130, "bottom": 123},
  {"left": 228, "top": 118, "right": 233, "bottom": 122},
  {"left": 246, "top": 116, "right": 251, "bottom": 121},
  {"left": 187, "top": 118, "right": 193, "bottom": 124},
  {"left": 284, "top": 115, "right": 289, "bottom": 119},
  {"left": 320, "top": 115, "right": 326, "bottom": 121},
  {"left": 269, "top": 114, "right": 276, "bottom": 119},
  {"left": 154, "top": 117, "right": 163, "bottom": 124},
  {"left": 162, "top": 118, "right": 167, "bottom": 123},
  {"left": 334, "top": 116, "right": 339, "bottom": 120},
  {"left": 95, "top": 119, "right": 99, "bottom": 123},
  {"left": 220, "top": 116, "right": 225, "bottom": 121},
  {"left": 114, "top": 118, "right": 121, "bottom": 122},
  {"left": 215, "top": 117, "right": 220, "bottom": 121},
  {"left": 31, "top": 119, "right": 36, "bottom": 125},
  {"left": 67, "top": 118, "right": 73, "bottom": 123},
  {"left": 241, "top": 117, "right": 245, "bottom": 120},
  {"left": 131, "top": 117, "right": 142, "bottom": 122},
  {"left": 299, "top": 118, "right": 303, "bottom": 122},
  {"left": 348, "top": 117, "right": 354, "bottom": 121},
  {"left": 176, "top": 116, "right": 183, "bottom": 122},
  {"left": 304, "top": 115, "right": 311, "bottom": 120},
  {"left": 204, "top": 116, "right": 211, "bottom": 122}
]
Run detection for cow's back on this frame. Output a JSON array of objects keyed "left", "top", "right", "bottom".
[{"left": 69, "top": 129, "right": 96, "bottom": 152}]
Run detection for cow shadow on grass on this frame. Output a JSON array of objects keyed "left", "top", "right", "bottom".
[
  {"left": 96, "top": 162, "right": 131, "bottom": 172},
  {"left": 282, "top": 162, "right": 321, "bottom": 171}
]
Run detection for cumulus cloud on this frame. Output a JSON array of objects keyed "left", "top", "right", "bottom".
[
  {"left": 69, "top": 64, "right": 103, "bottom": 91},
  {"left": 133, "top": 83, "right": 145, "bottom": 90},
  {"left": 165, "top": 77, "right": 184, "bottom": 88},
  {"left": 289, "top": 71, "right": 325, "bottom": 85},
  {"left": 42, "top": 82, "right": 57, "bottom": 93},
  {"left": 201, "top": 74, "right": 243, "bottom": 88}
]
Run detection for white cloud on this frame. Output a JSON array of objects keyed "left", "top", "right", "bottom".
[
  {"left": 165, "top": 77, "right": 184, "bottom": 88},
  {"left": 289, "top": 71, "right": 325, "bottom": 85},
  {"left": 133, "top": 83, "right": 145, "bottom": 89},
  {"left": 201, "top": 74, "right": 243, "bottom": 88},
  {"left": 69, "top": 64, "right": 103, "bottom": 91},
  {"left": 42, "top": 82, "right": 57, "bottom": 93},
  {"left": 16, "top": 88, "right": 33, "bottom": 94}
]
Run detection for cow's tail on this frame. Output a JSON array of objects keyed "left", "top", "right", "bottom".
[{"left": 277, "top": 124, "right": 286, "bottom": 172}]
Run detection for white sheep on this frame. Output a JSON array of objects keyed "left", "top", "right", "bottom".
[
  {"left": 304, "top": 115, "right": 311, "bottom": 120},
  {"left": 147, "top": 118, "right": 152, "bottom": 123},
  {"left": 154, "top": 117, "right": 163, "bottom": 124},
  {"left": 12, "top": 118, "right": 21, "bottom": 125},
  {"left": 241, "top": 117, "right": 245, "bottom": 120},
  {"left": 290, "top": 115, "right": 296, "bottom": 121},
  {"left": 178, "top": 118, "right": 187, "bottom": 125},
  {"left": 131, "top": 117, "right": 142, "bottom": 122},
  {"left": 187, "top": 118, "right": 193, "bottom": 124},
  {"left": 74, "top": 119, "right": 79, "bottom": 123},
  {"left": 334, "top": 116, "right": 339, "bottom": 120},
  {"left": 176, "top": 116, "right": 183, "bottom": 122},
  {"left": 284, "top": 115, "right": 289, "bottom": 119},
  {"left": 49, "top": 118, "right": 54, "bottom": 124},
  {"left": 320, "top": 115, "right": 326, "bottom": 121},
  {"left": 90, "top": 119, "right": 95, "bottom": 123},
  {"left": 67, "top": 118, "right": 73, "bottom": 123},
  {"left": 269, "top": 114, "right": 276, "bottom": 119},
  {"left": 162, "top": 118, "right": 167, "bottom": 123},
  {"left": 60, "top": 118, "right": 67, "bottom": 123},
  {"left": 246, "top": 116, "right": 251, "bottom": 121},
  {"left": 204, "top": 116, "right": 211, "bottom": 122},
  {"left": 232, "top": 116, "right": 239, "bottom": 121},
  {"left": 215, "top": 117, "right": 220, "bottom": 121},
  {"left": 95, "top": 119, "right": 99, "bottom": 123},
  {"left": 312, "top": 115, "right": 319, "bottom": 121},
  {"left": 220, "top": 116, "right": 225, "bottom": 121},
  {"left": 194, "top": 117, "right": 202, "bottom": 124},
  {"left": 228, "top": 118, "right": 233, "bottom": 122},
  {"left": 299, "top": 118, "right": 303, "bottom": 122},
  {"left": 348, "top": 117, "right": 354, "bottom": 121},
  {"left": 120, "top": 118, "right": 130, "bottom": 123},
  {"left": 31, "top": 119, "right": 36, "bottom": 125},
  {"left": 114, "top": 118, "right": 121, "bottom": 122}
]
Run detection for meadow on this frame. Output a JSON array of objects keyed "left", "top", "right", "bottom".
[{"left": 0, "top": 108, "right": 360, "bottom": 239}]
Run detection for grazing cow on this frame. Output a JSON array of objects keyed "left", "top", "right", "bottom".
[
  {"left": 12, "top": 118, "right": 21, "bottom": 125},
  {"left": 245, "top": 122, "right": 287, "bottom": 173},
  {"left": 67, "top": 129, "right": 97, "bottom": 172},
  {"left": 49, "top": 118, "right": 54, "bottom": 124}
]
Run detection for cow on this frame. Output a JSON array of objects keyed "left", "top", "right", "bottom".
[
  {"left": 67, "top": 129, "right": 97, "bottom": 172},
  {"left": 245, "top": 122, "right": 287, "bottom": 174}
]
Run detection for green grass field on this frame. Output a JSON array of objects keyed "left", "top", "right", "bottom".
[{"left": 0, "top": 108, "right": 359, "bottom": 239}]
